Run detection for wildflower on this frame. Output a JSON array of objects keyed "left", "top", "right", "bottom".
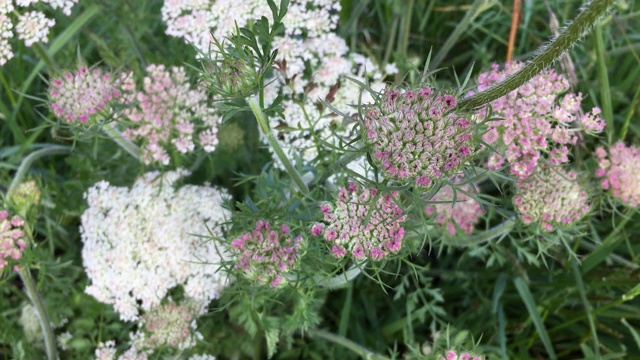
[
  {"left": 0, "top": 14, "right": 13, "bottom": 65},
  {"left": 200, "top": 41, "right": 260, "bottom": 99},
  {"left": 595, "top": 142, "right": 640, "bottom": 207},
  {"left": 15, "top": 11, "right": 54, "bottom": 47},
  {"left": 0, "top": 210, "right": 27, "bottom": 272},
  {"left": 513, "top": 166, "right": 590, "bottom": 231},
  {"left": 48, "top": 66, "right": 120, "bottom": 124},
  {"left": 141, "top": 301, "right": 199, "bottom": 349},
  {"left": 95, "top": 341, "right": 117, "bottom": 360},
  {"left": 316, "top": 183, "right": 406, "bottom": 261},
  {"left": 425, "top": 180, "right": 483, "bottom": 236},
  {"left": 80, "top": 170, "right": 231, "bottom": 321},
  {"left": 363, "top": 86, "right": 475, "bottom": 188},
  {"left": 475, "top": 62, "right": 604, "bottom": 179},
  {"left": 440, "top": 349, "right": 484, "bottom": 360},
  {"left": 230, "top": 220, "right": 302, "bottom": 287},
  {"left": 118, "top": 65, "right": 221, "bottom": 165},
  {"left": 8, "top": 180, "right": 41, "bottom": 214}
]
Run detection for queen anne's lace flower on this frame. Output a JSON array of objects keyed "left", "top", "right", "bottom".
[
  {"left": 0, "top": 210, "right": 27, "bottom": 272},
  {"left": 425, "top": 180, "right": 483, "bottom": 235},
  {"left": 81, "top": 170, "right": 231, "bottom": 321},
  {"left": 363, "top": 86, "right": 475, "bottom": 188},
  {"left": 316, "top": 183, "right": 406, "bottom": 260},
  {"left": 140, "top": 301, "right": 199, "bottom": 350},
  {"left": 0, "top": 14, "right": 13, "bottom": 65},
  {"left": 230, "top": 220, "right": 302, "bottom": 287},
  {"left": 440, "top": 349, "right": 484, "bottom": 360},
  {"left": 15, "top": 11, "right": 54, "bottom": 46},
  {"left": 513, "top": 166, "right": 590, "bottom": 231},
  {"left": 475, "top": 62, "right": 604, "bottom": 179},
  {"left": 119, "top": 65, "right": 221, "bottom": 165},
  {"left": 595, "top": 142, "right": 640, "bottom": 207},
  {"left": 48, "top": 67, "right": 120, "bottom": 123}
]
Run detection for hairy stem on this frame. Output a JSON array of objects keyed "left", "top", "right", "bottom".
[
  {"left": 102, "top": 123, "right": 143, "bottom": 162},
  {"left": 458, "top": 0, "right": 615, "bottom": 110},
  {"left": 18, "top": 266, "right": 58, "bottom": 360},
  {"left": 8, "top": 145, "right": 71, "bottom": 194},
  {"left": 247, "top": 97, "right": 310, "bottom": 195}
]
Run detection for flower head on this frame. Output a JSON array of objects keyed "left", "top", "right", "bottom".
[
  {"left": 595, "top": 142, "right": 640, "bottom": 207},
  {"left": 81, "top": 170, "right": 231, "bottom": 321},
  {"left": 316, "top": 183, "right": 406, "bottom": 261},
  {"left": 363, "top": 86, "right": 475, "bottom": 188},
  {"left": 0, "top": 210, "right": 27, "bottom": 272},
  {"left": 440, "top": 349, "right": 484, "bottom": 360},
  {"left": 513, "top": 166, "right": 590, "bottom": 231},
  {"left": 475, "top": 62, "right": 604, "bottom": 179},
  {"left": 48, "top": 66, "right": 120, "bottom": 124},
  {"left": 141, "top": 301, "right": 198, "bottom": 350},
  {"left": 118, "top": 65, "right": 221, "bottom": 165},
  {"left": 425, "top": 179, "right": 483, "bottom": 236},
  {"left": 230, "top": 220, "right": 302, "bottom": 287},
  {"left": 15, "top": 11, "right": 54, "bottom": 47}
]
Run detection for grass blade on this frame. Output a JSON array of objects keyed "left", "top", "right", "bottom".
[
  {"left": 513, "top": 276, "right": 557, "bottom": 360},
  {"left": 571, "top": 259, "right": 600, "bottom": 358}
]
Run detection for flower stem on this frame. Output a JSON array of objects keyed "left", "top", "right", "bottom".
[
  {"left": 18, "top": 265, "right": 58, "bottom": 360},
  {"left": 448, "top": 217, "right": 516, "bottom": 246},
  {"left": 247, "top": 97, "right": 310, "bottom": 195},
  {"left": 316, "top": 151, "right": 363, "bottom": 185},
  {"left": 306, "top": 329, "right": 390, "bottom": 360},
  {"left": 457, "top": 0, "right": 615, "bottom": 110},
  {"left": 315, "top": 264, "right": 364, "bottom": 289},
  {"left": 102, "top": 123, "right": 142, "bottom": 162},
  {"left": 8, "top": 145, "right": 71, "bottom": 194}
]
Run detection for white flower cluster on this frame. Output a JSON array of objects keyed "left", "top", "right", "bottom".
[
  {"left": 81, "top": 170, "right": 232, "bottom": 321},
  {"left": 0, "top": 0, "right": 78, "bottom": 65},
  {"left": 161, "top": 0, "right": 397, "bottom": 171}
]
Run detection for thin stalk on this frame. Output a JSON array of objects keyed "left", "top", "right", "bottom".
[
  {"left": 102, "top": 123, "right": 142, "bottom": 162},
  {"left": 593, "top": 23, "right": 614, "bottom": 142},
  {"left": 8, "top": 145, "right": 71, "bottom": 194},
  {"left": 247, "top": 97, "right": 309, "bottom": 195},
  {"left": 31, "top": 43, "right": 60, "bottom": 75},
  {"left": 18, "top": 266, "right": 58, "bottom": 360},
  {"left": 458, "top": 0, "right": 615, "bottom": 110},
  {"left": 430, "top": 0, "right": 493, "bottom": 70},
  {"left": 307, "top": 329, "right": 390, "bottom": 360},
  {"left": 316, "top": 151, "right": 363, "bottom": 185},
  {"left": 315, "top": 265, "right": 364, "bottom": 289}
]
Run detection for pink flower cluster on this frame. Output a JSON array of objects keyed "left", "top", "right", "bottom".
[
  {"left": 440, "top": 349, "right": 483, "bottom": 360},
  {"left": 425, "top": 180, "right": 483, "bottom": 236},
  {"left": 363, "top": 86, "right": 475, "bottom": 188},
  {"left": 49, "top": 67, "right": 120, "bottom": 123},
  {"left": 476, "top": 62, "right": 604, "bottom": 179},
  {"left": 230, "top": 220, "right": 302, "bottom": 287},
  {"left": 513, "top": 166, "right": 590, "bottom": 231},
  {"left": 0, "top": 210, "right": 27, "bottom": 272},
  {"left": 595, "top": 142, "right": 640, "bottom": 207},
  {"left": 313, "top": 183, "right": 406, "bottom": 261},
  {"left": 141, "top": 301, "right": 195, "bottom": 349},
  {"left": 119, "top": 64, "right": 220, "bottom": 165}
]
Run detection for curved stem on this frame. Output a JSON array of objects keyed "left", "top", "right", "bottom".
[
  {"left": 18, "top": 265, "right": 58, "bottom": 360},
  {"left": 315, "top": 264, "right": 364, "bottom": 289},
  {"left": 458, "top": 0, "right": 615, "bottom": 110},
  {"left": 306, "top": 329, "right": 390, "bottom": 360},
  {"left": 247, "top": 97, "right": 309, "bottom": 195},
  {"left": 8, "top": 145, "right": 71, "bottom": 194},
  {"left": 316, "top": 151, "right": 363, "bottom": 185},
  {"left": 102, "top": 123, "right": 142, "bottom": 162}
]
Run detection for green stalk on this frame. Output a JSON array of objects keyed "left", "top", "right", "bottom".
[
  {"left": 307, "top": 329, "right": 390, "bottom": 360},
  {"left": 458, "top": 0, "right": 615, "bottom": 110},
  {"left": 316, "top": 151, "right": 363, "bottom": 185},
  {"left": 593, "top": 23, "right": 614, "bottom": 142},
  {"left": 315, "top": 264, "right": 364, "bottom": 289},
  {"left": 102, "top": 123, "right": 142, "bottom": 162},
  {"left": 17, "top": 266, "right": 58, "bottom": 360},
  {"left": 8, "top": 145, "right": 71, "bottom": 194},
  {"left": 247, "top": 97, "right": 309, "bottom": 195}
]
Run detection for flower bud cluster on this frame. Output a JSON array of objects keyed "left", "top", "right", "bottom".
[
  {"left": 513, "top": 166, "right": 590, "bottom": 231},
  {"left": 81, "top": 170, "right": 231, "bottom": 321},
  {"left": 476, "top": 62, "right": 604, "bottom": 179},
  {"left": 141, "top": 301, "right": 198, "bottom": 350},
  {"left": 0, "top": 0, "right": 78, "bottom": 65},
  {"left": 0, "top": 210, "right": 27, "bottom": 272},
  {"left": 230, "top": 220, "right": 302, "bottom": 287},
  {"left": 314, "top": 183, "right": 406, "bottom": 261},
  {"left": 363, "top": 87, "right": 475, "bottom": 188},
  {"left": 119, "top": 64, "right": 221, "bottom": 165},
  {"left": 48, "top": 67, "right": 120, "bottom": 124},
  {"left": 425, "top": 180, "right": 483, "bottom": 236},
  {"left": 440, "top": 349, "right": 484, "bottom": 360},
  {"left": 595, "top": 142, "right": 640, "bottom": 207}
]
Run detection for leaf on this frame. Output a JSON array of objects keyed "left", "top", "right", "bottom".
[{"left": 513, "top": 276, "right": 557, "bottom": 360}]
